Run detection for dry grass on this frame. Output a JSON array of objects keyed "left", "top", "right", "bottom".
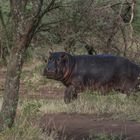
[{"left": 39, "top": 92, "right": 140, "bottom": 121}]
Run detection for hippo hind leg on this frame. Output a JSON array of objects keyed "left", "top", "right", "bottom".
[{"left": 64, "top": 86, "right": 77, "bottom": 104}]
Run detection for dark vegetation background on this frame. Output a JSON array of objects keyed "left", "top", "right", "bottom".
[
  {"left": 0, "top": 0, "right": 140, "bottom": 139},
  {"left": 0, "top": 0, "right": 140, "bottom": 63}
]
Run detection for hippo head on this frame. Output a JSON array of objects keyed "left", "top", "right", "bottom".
[{"left": 43, "top": 52, "right": 71, "bottom": 80}]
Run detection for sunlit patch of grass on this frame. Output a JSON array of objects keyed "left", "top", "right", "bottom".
[{"left": 40, "top": 92, "right": 140, "bottom": 121}]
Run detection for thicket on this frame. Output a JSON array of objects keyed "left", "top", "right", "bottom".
[{"left": 0, "top": 0, "right": 140, "bottom": 63}]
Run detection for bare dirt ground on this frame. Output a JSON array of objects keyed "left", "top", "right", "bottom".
[
  {"left": 1, "top": 69, "right": 140, "bottom": 140},
  {"left": 41, "top": 113, "right": 140, "bottom": 140}
]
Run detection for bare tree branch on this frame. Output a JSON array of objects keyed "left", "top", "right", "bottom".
[
  {"left": 31, "top": 0, "right": 44, "bottom": 18},
  {"left": 129, "top": 0, "right": 135, "bottom": 24},
  {"left": 0, "top": 7, "right": 6, "bottom": 28},
  {"left": 22, "top": 0, "right": 29, "bottom": 10},
  {"left": 40, "top": 0, "right": 57, "bottom": 18},
  {"left": 35, "top": 18, "right": 69, "bottom": 33}
]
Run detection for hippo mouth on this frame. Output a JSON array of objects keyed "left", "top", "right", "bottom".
[
  {"left": 44, "top": 70, "right": 64, "bottom": 80},
  {"left": 44, "top": 69, "right": 62, "bottom": 80}
]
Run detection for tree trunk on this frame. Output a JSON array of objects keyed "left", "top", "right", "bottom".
[
  {"left": 0, "top": 38, "right": 26, "bottom": 130},
  {"left": 0, "top": 0, "right": 57, "bottom": 131}
]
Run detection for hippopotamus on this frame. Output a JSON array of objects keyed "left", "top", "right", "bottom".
[{"left": 43, "top": 52, "right": 140, "bottom": 103}]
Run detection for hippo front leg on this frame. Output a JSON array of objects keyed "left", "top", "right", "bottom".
[{"left": 64, "top": 86, "right": 77, "bottom": 104}]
